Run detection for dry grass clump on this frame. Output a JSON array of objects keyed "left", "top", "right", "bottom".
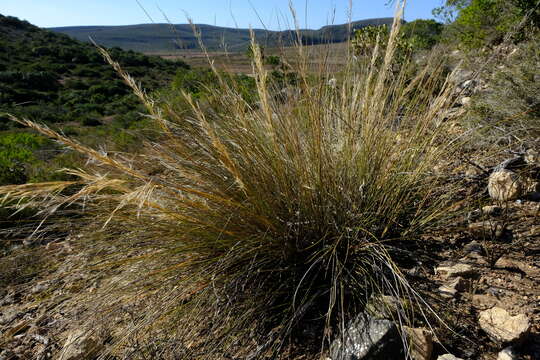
[{"left": 0, "top": 6, "right": 464, "bottom": 359}]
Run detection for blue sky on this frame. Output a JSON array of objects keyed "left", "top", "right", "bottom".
[{"left": 2, "top": 0, "right": 444, "bottom": 29}]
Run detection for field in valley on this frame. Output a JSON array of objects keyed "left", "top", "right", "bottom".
[{"left": 149, "top": 42, "right": 350, "bottom": 73}]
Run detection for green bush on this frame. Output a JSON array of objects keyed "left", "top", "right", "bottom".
[
  {"left": 434, "top": 0, "right": 540, "bottom": 48},
  {"left": 402, "top": 19, "right": 444, "bottom": 50},
  {"left": 0, "top": 132, "right": 49, "bottom": 185},
  {"left": 352, "top": 24, "right": 413, "bottom": 63},
  {"left": 172, "top": 68, "right": 219, "bottom": 97}
]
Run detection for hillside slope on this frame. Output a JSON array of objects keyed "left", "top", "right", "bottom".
[
  {"left": 0, "top": 14, "right": 188, "bottom": 128},
  {"left": 50, "top": 18, "right": 396, "bottom": 52},
  {"left": 0, "top": 14, "right": 190, "bottom": 184}
]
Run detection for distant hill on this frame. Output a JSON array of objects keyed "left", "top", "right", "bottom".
[{"left": 50, "top": 18, "right": 396, "bottom": 53}]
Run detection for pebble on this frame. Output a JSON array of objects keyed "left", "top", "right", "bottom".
[{"left": 436, "top": 263, "right": 475, "bottom": 279}]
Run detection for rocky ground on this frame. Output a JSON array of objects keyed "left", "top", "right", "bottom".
[{"left": 1, "top": 157, "right": 538, "bottom": 360}]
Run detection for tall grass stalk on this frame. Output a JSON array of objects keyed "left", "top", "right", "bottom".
[{"left": 1, "top": 3, "right": 463, "bottom": 358}]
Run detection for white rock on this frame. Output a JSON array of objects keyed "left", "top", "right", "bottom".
[
  {"left": 437, "top": 354, "right": 463, "bottom": 360},
  {"left": 327, "top": 78, "right": 337, "bottom": 88},
  {"left": 524, "top": 149, "right": 539, "bottom": 165},
  {"left": 478, "top": 307, "right": 530, "bottom": 344},
  {"left": 497, "top": 346, "right": 518, "bottom": 360},
  {"left": 460, "top": 97, "right": 471, "bottom": 106},
  {"left": 439, "top": 276, "right": 469, "bottom": 298},
  {"left": 461, "top": 79, "right": 477, "bottom": 90},
  {"left": 488, "top": 170, "right": 523, "bottom": 201},
  {"left": 436, "top": 263, "right": 474, "bottom": 279}
]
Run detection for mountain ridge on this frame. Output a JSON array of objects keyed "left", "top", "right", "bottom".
[{"left": 49, "top": 18, "right": 397, "bottom": 53}]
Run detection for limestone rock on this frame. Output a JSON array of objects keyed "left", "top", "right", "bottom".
[
  {"left": 329, "top": 313, "right": 403, "bottom": 360},
  {"left": 436, "top": 263, "right": 474, "bottom": 279},
  {"left": 524, "top": 149, "right": 539, "bottom": 165},
  {"left": 497, "top": 346, "right": 518, "bottom": 360},
  {"left": 460, "top": 97, "right": 471, "bottom": 106},
  {"left": 437, "top": 354, "right": 463, "bottom": 360},
  {"left": 404, "top": 327, "right": 433, "bottom": 360},
  {"left": 478, "top": 307, "right": 530, "bottom": 344},
  {"left": 488, "top": 170, "right": 523, "bottom": 201},
  {"left": 482, "top": 205, "right": 502, "bottom": 216},
  {"left": 439, "top": 277, "right": 469, "bottom": 298}
]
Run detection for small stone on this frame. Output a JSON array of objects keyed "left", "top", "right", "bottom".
[
  {"left": 468, "top": 221, "right": 505, "bottom": 239},
  {"left": 478, "top": 307, "right": 530, "bottom": 344},
  {"left": 439, "top": 277, "right": 469, "bottom": 298},
  {"left": 329, "top": 313, "right": 403, "bottom": 359},
  {"left": 488, "top": 170, "right": 523, "bottom": 201},
  {"left": 460, "top": 97, "right": 471, "bottom": 106},
  {"left": 524, "top": 149, "right": 539, "bottom": 165},
  {"left": 497, "top": 346, "right": 518, "bottom": 360},
  {"left": 463, "top": 241, "right": 483, "bottom": 254},
  {"left": 482, "top": 205, "right": 502, "bottom": 216},
  {"left": 327, "top": 78, "right": 337, "bottom": 88},
  {"left": 436, "top": 263, "right": 474, "bottom": 279},
  {"left": 461, "top": 79, "right": 477, "bottom": 89},
  {"left": 437, "top": 354, "right": 463, "bottom": 360},
  {"left": 31, "top": 334, "right": 50, "bottom": 346},
  {"left": 404, "top": 327, "right": 433, "bottom": 360}
]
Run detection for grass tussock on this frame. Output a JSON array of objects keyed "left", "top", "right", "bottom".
[{"left": 0, "top": 5, "right": 465, "bottom": 359}]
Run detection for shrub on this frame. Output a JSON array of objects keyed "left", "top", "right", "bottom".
[
  {"left": 434, "top": 0, "right": 540, "bottom": 48},
  {"left": 0, "top": 11, "right": 463, "bottom": 359},
  {"left": 264, "top": 55, "right": 281, "bottom": 66},
  {"left": 402, "top": 19, "right": 444, "bottom": 50},
  {"left": 352, "top": 24, "right": 413, "bottom": 65},
  {"left": 0, "top": 132, "right": 49, "bottom": 185}
]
